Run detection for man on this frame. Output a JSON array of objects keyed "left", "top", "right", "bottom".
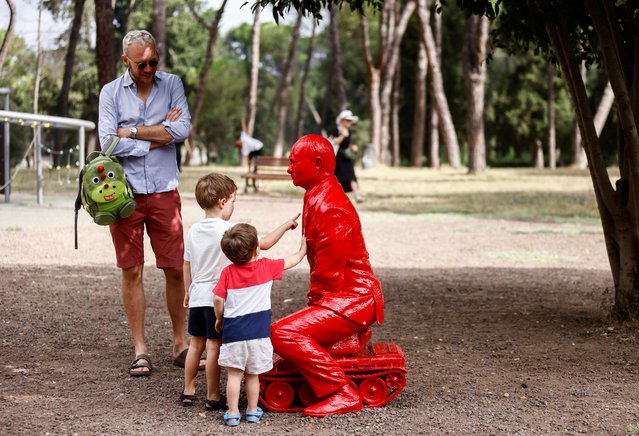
[
  {"left": 271, "top": 134, "right": 384, "bottom": 416},
  {"left": 98, "top": 30, "right": 192, "bottom": 377}
]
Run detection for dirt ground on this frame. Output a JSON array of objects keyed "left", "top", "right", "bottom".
[{"left": 1, "top": 191, "right": 638, "bottom": 435}]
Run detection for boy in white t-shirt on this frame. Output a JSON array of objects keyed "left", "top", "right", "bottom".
[
  {"left": 213, "top": 223, "right": 306, "bottom": 426},
  {"left": 179, "top": 173, "right": 300, "bottom": 410}
]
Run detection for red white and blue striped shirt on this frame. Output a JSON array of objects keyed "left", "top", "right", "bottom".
[{"left": 213, "top": 258, "right": 285, "bottom": 344}]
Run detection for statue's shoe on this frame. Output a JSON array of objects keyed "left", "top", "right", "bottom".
[{"left": 302, "top": 383, "right": 362, "bottom": 417}]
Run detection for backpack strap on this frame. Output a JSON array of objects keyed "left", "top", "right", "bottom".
[
  {"left": 103, "top": 135, "right": 120, "bottom": 157},
  {"left": 74, "top": 167, "right": 84, "bottom": 250}
]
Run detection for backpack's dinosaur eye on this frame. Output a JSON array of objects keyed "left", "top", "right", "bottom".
[
  {"left": 107, "top": 171, "right": 116, "bottom": 179},
  {"left": 91, "top": 176, "right": 100, "bottom": 185}
]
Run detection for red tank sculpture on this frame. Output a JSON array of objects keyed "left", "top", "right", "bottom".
[
  {"left": 262, "top": 134, "right": 407, "bottom": 417},
  {"left": 260, "top": 330, "right": 407, "bottom": 412}
]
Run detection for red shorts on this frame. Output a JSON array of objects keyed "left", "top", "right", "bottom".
[{"left": 109, "top": 189, "right": 184, "bottom": 269}]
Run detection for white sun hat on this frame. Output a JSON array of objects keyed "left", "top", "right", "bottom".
[{"left": 336, "top": 109, "right": 359, "bottom": 124}]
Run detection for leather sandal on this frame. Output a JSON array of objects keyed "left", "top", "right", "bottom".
[
  {"left": 179, "top": 392, "right": 196, "bottom": 407},
  {"left": 129, "top": 354, "right": 152, "bottom": 377}
]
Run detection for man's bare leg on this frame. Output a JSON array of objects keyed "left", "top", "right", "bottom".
[{"left": 121, "top": 264, "right": 150, "bottom": 375}]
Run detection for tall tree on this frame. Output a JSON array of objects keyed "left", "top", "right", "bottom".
[
  {"left": 246, "top": 5, "right": 261, "bottom": 137},
  {"left": 186, "top": 0, "right": 227, "bottom": 161},
  {"left": 571, "top": 63, "right": 588, "bottom": 168},
  {"left": 463, "top": 13, "right": 488, "bottom": 173},
  {"left": 54, "top": 0, "right": 86, "bottom": 165},
  {"left": 0, "top": 0, "right": 16, "bottom": 76},
  {"left": 380, "top": 0, "right": 416, "bottom": 166},
  {"left": 410, "top": 38, "right": 428, "bottom": 167},
  {"left": 329, "top": 6, "right": 347, "bottom": 112},
  {"left": 152, "top": 0, "right": 167, "bottom": 70},
  {"left": 295, "top": 19, "right": 318, "bottom": 139},
  {"left": 273, "top": 13, "right": 302, "bottom": 158},
  {"left": 547, "top": 62, "right": 557, "bottom": 169},
  {"left": 460, "top": 0, "right": 639, "bottom": 319},
  {"left": 95, "top": 0, "right": 117, "bottom": 88},
  {"left": 428, "top": 0, "right": 442, "bottom": 168},
  {"left": 415, "top": 0, "right": 460, "bottom": 168}
]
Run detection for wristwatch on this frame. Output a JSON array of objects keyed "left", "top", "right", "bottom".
[{"left": 130, "top": 126, "right": 138, "bottom": 138}]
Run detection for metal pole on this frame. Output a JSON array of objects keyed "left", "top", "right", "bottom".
[
  {"left": 78, "top": 126, "right": 85, "bottom": 169},
  {"left": 36, "top": 124, "right": 43, "bottom": 205},
  {"left": 2, "top": 91, "right": 9, "bottom": 203}
]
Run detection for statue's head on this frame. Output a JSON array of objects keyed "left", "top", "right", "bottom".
[{"left": 288, "top": 134, "right": 336, "bottom": 190}]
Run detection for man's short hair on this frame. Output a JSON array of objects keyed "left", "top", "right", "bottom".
[
  {"left": 195, "top": 173, "right": 237, "bottom": 210},
  {"left": 122, "top": 30, "right": 156, "bottom": 55},
  {"left": 221, "top": 223, "right": 259, "bottom": 265},
  {"left": 292, "top": 134, "right": 336, "bottom": 173}
]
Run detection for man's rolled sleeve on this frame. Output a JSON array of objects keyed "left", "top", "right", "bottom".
[{"left": 161, "top": 76, "right": 191, "bottom": 144}]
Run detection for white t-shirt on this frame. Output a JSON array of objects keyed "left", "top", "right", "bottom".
[
  {"left": 240, "top": 132, "right": 264, "bottom": 156},
  {"left": 184, "top": 218, "right": 235, "bottom": 308}
]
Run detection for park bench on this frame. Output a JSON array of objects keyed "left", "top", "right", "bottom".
[{"left": 241, "top": 156, "right": 291, "bottom": 193}]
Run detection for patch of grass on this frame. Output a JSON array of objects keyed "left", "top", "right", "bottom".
[
  {"left": 486, "top": 250, "right": 580, "bottom": 263},
  {"left": 10, "top": 164, "right": 612, "bottom": 222}
]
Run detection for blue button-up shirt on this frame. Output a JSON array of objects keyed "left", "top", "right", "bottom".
[{"left": 98, "top": 70, "right": 191, "bottom": 194}]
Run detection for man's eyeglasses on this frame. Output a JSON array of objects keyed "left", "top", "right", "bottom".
[{"left": 127, "top": 57, "right": 159, "bottom": 70}]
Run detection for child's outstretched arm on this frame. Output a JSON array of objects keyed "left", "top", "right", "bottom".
[
  {"left": 284, "top": 236, "right": 307, "bottom": 270},
  {"left": 260, "top": 212, "right": 301, "bottom": 250}
]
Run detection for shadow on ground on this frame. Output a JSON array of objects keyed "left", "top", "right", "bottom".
[{"left": 1, "top": 265, "right": 637, "bottom": 435}]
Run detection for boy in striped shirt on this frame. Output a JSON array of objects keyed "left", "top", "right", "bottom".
[{"left": 213, "top": 223, "right": 306, "bottom": 426}]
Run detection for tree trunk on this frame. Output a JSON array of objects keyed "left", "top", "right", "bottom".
[
  {"left": 272, "top": 13, "right": 302, "bottom": 158},
  {"left": 416, "top": 0, "right": 460, "bottom": 168},
  {"left": 33, "top": 0, "right": 43, "bottom": 115},
  {"left": 571, "top": 62, "right": 588, "bottom": 168},
  {"left": 463, "top": 13, "right": 488, "bottom": 173},
  {"left": 296, "top": 19, "right": 317, "bottom": 139},
  {"left": 380, "top": 0, "right": 416, "bottom": 165},
  {"left": 187, "top": 0, "right": 227, "bottom": 161},
  {"left": 0, "top": 0, "right": 16, "bottom": 77},
  {"left": 360, "top": 16, "right": 382, "bottom": 163},
  {"left": 592, "top": 82, "right": 615, "bottom": 137},
  {"left": 547, "top": 62, "right": 557, "bottom": 169},
  {"left": 532, "top": 139, "right": 544, "bottom": 168},
  {"left": 391, "top": 57, "right": 401, "bottom": 167},
  {"left": 95, "top": 0, "right": 117, "bottom": 89},
  {"left": 152, "top": 0, "right": 167, "bottom": 70},
  {"left": 246, "top": 6, "right": 261, "bottom": 137},
  {"left": 329, "top": 7, "right": 347, "bottom": 112},
  {"left": 428, "top": 1, "right": 441, "bottom": 169},
  {"left": 411, "top": 38, "right": 428, "bottom": 167},
  {"left": 545, "top": 0, "right": 639, "bottom": 319},
  {"left": 53, "top": 0, "right": 85, "bottom": 166}
]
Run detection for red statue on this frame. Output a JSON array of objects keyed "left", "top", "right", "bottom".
[{"left": 261, "top": 134, "right": 406, "bottom": 417}]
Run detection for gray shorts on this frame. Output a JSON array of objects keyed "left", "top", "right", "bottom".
[{"left": 218, "top": 338, "right": 273, "bottom": 375}]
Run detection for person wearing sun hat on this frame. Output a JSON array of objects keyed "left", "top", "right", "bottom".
[{"left": 329, "top": 109, "right": 364, "bottom": 203}]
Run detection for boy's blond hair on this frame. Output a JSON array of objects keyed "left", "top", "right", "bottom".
[
  {"left": 221, "top": 223, "right": 259, "bottom": 265},
  {"left": 195, "top": 173, "right": 237, "bottom": 210}
]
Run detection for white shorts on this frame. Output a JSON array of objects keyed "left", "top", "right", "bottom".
[{"left": 218, "top": 338, "right": 274, "bottom": 375}]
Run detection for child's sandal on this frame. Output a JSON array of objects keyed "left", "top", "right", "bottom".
[
  {"left": 179, "top": 392, "right": 196, "bottom": 407},
  {"left": 204, "top": 395, "right": 227, "bottom": 411},
  {"left": 245, "top": 407, "right": 263, "bottom": 423},
  {"left": 223, "top": 411, "right": 241, "bottom": 426}
]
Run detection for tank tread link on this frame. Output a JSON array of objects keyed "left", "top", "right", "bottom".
[{"left": 258, "top": 342, "right": 407, "bottom": 413}]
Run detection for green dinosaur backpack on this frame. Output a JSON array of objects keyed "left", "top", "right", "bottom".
[{"left": 74, "top": 135, "right": 136, "bottom": 248}]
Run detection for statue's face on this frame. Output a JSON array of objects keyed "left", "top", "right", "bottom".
[{"left": 288, "top": 145, "right": 318, "bottom": 190}]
